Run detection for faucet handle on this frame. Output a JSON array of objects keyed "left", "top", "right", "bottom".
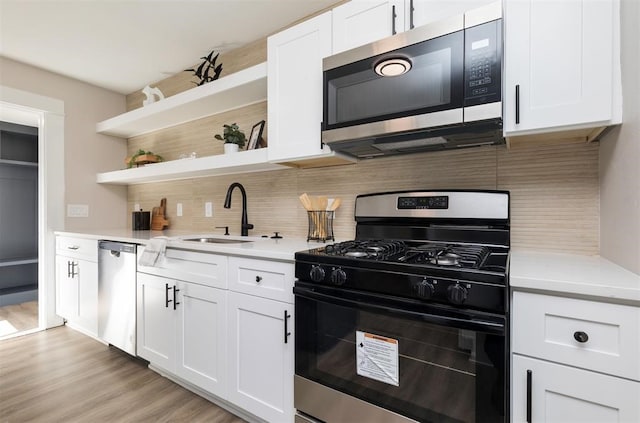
[
  {"left": 243, "top": 223, "right": 254, "bottom": 230},
  {"left": 215, "top": 226, "right": 230, "bottom": 236}
]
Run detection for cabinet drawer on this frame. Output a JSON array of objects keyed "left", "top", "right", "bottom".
[
  {"left": 137, "top": 248, "right": 227, "bottom": 289},
  {"left": 512, "top": 291, "right": 640, "bottom": 381},
  {"left": 228, "top": 257, "right": 294, "bottom": 303},
  {"left": 56, "top": 236, "right": 98, "bottom": 262}
]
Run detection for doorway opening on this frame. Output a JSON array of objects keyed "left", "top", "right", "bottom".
[{"left": 0, "top": 121, "right": 39, "bottom": 339}]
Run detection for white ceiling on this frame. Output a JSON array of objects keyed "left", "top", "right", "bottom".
[{"left": 0, "top": 0, "right": 337, "bottom": 94}]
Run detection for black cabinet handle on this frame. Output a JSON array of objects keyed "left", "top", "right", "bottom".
[
  {"left": 391, "top": 5, "right": 397, "bottom": 35},
  {"left": 255, "top": 275, "right": 262, "bottom": 283},
  {"left": 173, "top": 286, "right": 180, "bottom": 310},
  {"left": 409, "top": 0, "right": 415, "bottom": 29},
  {"left": 573, "top": 331, "right": 589, "bottom": 343},
  {"left": 165, "top": 283, "right": 172, "bottom": 308},
  {"left": 526, "top": 369, "right": 532, "bottom": 423},
  {"left": 69, "top": 262, "right": 78, "bottom": 278},
  {"left": 284, "top": 310, "right": 291, "bottom": 344},
  {"left": 67, "top": 261, "right": 71, "bottom": 278},
  {"left": 515, "top": 84, "right": 520, "bottom": 124}
]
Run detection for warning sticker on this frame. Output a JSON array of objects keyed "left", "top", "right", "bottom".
[{"left": 356, "top": 331, "right": 399, "bottom": 386}]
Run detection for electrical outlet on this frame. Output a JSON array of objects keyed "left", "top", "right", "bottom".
[
  {"left": 67, "top": 204, "right": 89, "bottom": 218},
  {"left": 177, "top": 203, "right": 183, "bottom": 217},
  {"left": 205, "top": 202, "right": 213, "bottom": 217},
  {"left": 134, "top": 203, "right": 140, "bottom": 211}
]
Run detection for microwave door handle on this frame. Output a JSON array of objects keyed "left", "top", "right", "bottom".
[{"left": 392, "top": 5, "right": 397, "bottom": 35}]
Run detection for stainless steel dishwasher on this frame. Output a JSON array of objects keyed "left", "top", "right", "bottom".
[{"left": 98, "top": 240, "right": 137, "bottom": 355}]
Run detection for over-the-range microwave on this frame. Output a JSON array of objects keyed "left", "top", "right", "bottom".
[{"left": 322, "top": 1, "right": 503, "bottom": 158}]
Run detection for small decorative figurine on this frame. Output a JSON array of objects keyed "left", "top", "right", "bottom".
[
  {"left": 184, "top": 50, "right": 223, "bottom": 86},
  {"left": 141, "top": 85, "right": 165, "bottom": 106}
]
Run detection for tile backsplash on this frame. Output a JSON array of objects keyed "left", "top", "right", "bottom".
[{"left": 128, "top": 139, "right": 599, "bottom": 255}]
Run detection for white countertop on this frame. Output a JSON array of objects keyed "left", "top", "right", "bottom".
[
  {"left": 55, "top": 229, "right": 333, "bottom": 262},
  {"left": 510, "top": 249, "right": 640, "bottom": 305}
]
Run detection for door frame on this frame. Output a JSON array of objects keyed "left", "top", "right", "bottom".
[{"left": 1, "top": 85, "right": 65, "bottom": 329}]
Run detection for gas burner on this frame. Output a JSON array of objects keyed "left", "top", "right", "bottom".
[
  {"left": 430, "top": 252, "right": 461, "bottom": 266},
  {"left": 324, "top": 240, "right": 406, "bottom": 260}
]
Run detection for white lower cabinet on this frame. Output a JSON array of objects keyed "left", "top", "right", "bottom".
[
  {"left": 512, "top": 291, "right": 640, "bottom": 422},
  {"left": 137, "top": 272, "right": 227, "bottom": 399},
  {"left": 55, "top": 237, "right": 98, "bottom": 337},
  {"left": 512, "top": 355, "right": 640, "bottom": 423},
  {"left": 228, "top": 291, "right": 294, "bottom": 423}
]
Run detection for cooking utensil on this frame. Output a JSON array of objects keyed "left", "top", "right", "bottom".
[{"left": 151, "top": 198, "right": 170, "bottom": 230}]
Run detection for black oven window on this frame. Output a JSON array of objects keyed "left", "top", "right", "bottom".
[{"left": 296, "top": 295, "right": 505, "bottom": 423}]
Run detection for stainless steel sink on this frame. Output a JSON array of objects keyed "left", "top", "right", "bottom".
[{"left": 183, "top": 237, "right": 253, "bottom": 244}]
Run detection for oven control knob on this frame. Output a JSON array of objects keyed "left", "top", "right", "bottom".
[
  {"left": 447, "top": 284, "right": 468, "bottom": 305},
  {"left": 330, "top": 268, "right": 347, "bottom": 286},
  {"left": 413, "top": 280, "right": 435, "bottom": 299},
  {"left": 310, "top": 265, "right": 326, "bottom": 282}
]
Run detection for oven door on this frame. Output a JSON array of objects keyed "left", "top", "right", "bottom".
[{"left": 294, "top": 282, "right": 507, "bottom": 423}]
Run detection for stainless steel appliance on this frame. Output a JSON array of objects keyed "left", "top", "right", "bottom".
[
  {"left": 294, "top": 190, "right": 510, "bottom": 422},
  {"left": 98, "top": 240, "right": 137, "bottom": 355},
  {"left": 322, "top": 2, "right": 503, "bottom": 158}
]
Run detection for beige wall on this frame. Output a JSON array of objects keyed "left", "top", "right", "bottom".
[
  {"left": 0, "top": 57, "right": 128, "bottom": 231},
  {"left": 599, "top": 0, "right": 640, "bottom": 274}
]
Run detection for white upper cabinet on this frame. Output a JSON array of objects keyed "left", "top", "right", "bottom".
[
  {"left": 410, "top": 0, "right": 497, "bottom": 28},
  {"left": 504, "top": 0, "right": 622, "bottom": 137},
  {"left": 267, "top": 12, "right": 354, "bottom": 166},
  {"left": 332, "top": 0, "right": 406, "bottom": 54},
  {"left": 332, "top": 0, "right": 497, "bottom": 54}
]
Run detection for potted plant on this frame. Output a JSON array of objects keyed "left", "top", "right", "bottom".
[
  {"left": 125, "top": 149, "right": 163, "bottom": 168},
  {"left": 214, "top": 123, "right": 247, "bottom": 154}
]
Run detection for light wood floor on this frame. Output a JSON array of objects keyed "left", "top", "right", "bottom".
[
  {"left": 0, "top": 326, "right": 245, "bottom": 423},
  {"left": 0, "top": 300, "right": 38, "bottom": 339}
]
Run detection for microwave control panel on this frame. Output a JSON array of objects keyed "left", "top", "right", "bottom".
[{"left": 464, "top": 20, "right": 502, "bottom": 106}]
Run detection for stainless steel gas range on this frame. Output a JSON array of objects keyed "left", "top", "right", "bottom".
[{"left": 294, "top": 190, "right": 510, "bottom": 423}]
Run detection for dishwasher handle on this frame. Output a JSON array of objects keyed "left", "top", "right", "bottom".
[{"left": 98, "top": 240, "right": 137, "bottom": 254}]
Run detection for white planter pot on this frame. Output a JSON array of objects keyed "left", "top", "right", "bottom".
[{"left": 224, "top": 143, "right": 239, "bottom": 154}]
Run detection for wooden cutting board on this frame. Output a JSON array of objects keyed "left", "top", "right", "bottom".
[{"left": 151, "top": 198, "right": 169, "bottom": 230}]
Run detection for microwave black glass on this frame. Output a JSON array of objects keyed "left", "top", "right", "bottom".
[{"left": 324, "top": 31, "right": 464, "bottom": 130}]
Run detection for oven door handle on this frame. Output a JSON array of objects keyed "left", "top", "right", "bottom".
[{"left": 293, "top": 286, "right": 505, "bottom": 335}]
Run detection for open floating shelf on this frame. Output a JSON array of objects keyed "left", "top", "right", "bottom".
[
  {"left": 96, "top": 63, "right": 268, "bottom": 138},
  {"left": 96, "top": 148, "right": 285, "bottom": 185}
]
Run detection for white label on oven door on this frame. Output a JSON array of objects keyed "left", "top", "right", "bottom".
[{"left": 356, "top": 331, "right": 399, "bottom": 386}]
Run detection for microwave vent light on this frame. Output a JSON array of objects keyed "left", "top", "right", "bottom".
[{"left": 374, "top": 57, "right": 412, "bottom": 77}]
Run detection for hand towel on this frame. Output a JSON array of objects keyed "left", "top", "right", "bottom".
[{"left": 138, "top": 237, "right": 168, "bottom": 267}]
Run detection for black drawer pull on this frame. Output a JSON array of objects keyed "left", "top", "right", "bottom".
[
  {"left": 173, "top": 286, "right": 180, "bottom": 310},
  {"left": 255, "top": 275, "right": 262, "bottom": 283},
  {"left": 284, "top": 310, "right": 291, "bottom": 344},
  {"left": 391, "top": 5, "right": 397, "bottom": 35},
  {"left": 526, "top": 369, "right": 532, "bottom": 422},
  {"left": 515, "top": 84, "right": 520, "bottom": 124},
  {"left": 573, "top": 331, "right": 589, "bottom": 343},
  {"left": 165, "top": 283, "right": 172, "bottom": 308}
]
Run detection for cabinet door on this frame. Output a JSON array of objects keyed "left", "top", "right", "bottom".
[
  {"left": 56, "top": 255, "right": 78, "bottom": 320},
  {"left": 267, "top": 12, "right": 332, "bottom": 162},
  {"left": 512, "top": 355, "right": 640, "bottom": 423},
  {"left": 136, "top": 272, "right": 175, "bottom": 371},
  {"left": 228, "top": 292, "right": 294, "bottom": 423},
  {"left": 410, "top": 0, "right": 496, "bottom": 28},
  {"left": 332, "top": 0, "right": 405, "bottom": 54},
  {"left": 175, "top": 281, "right": 228, "bottom": 399},
  {"left": 75, "top": 258, "right": 98, "bottom": 336},
  {"left": 504, "top": 0, "right": 615, "bottom": 135}
]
